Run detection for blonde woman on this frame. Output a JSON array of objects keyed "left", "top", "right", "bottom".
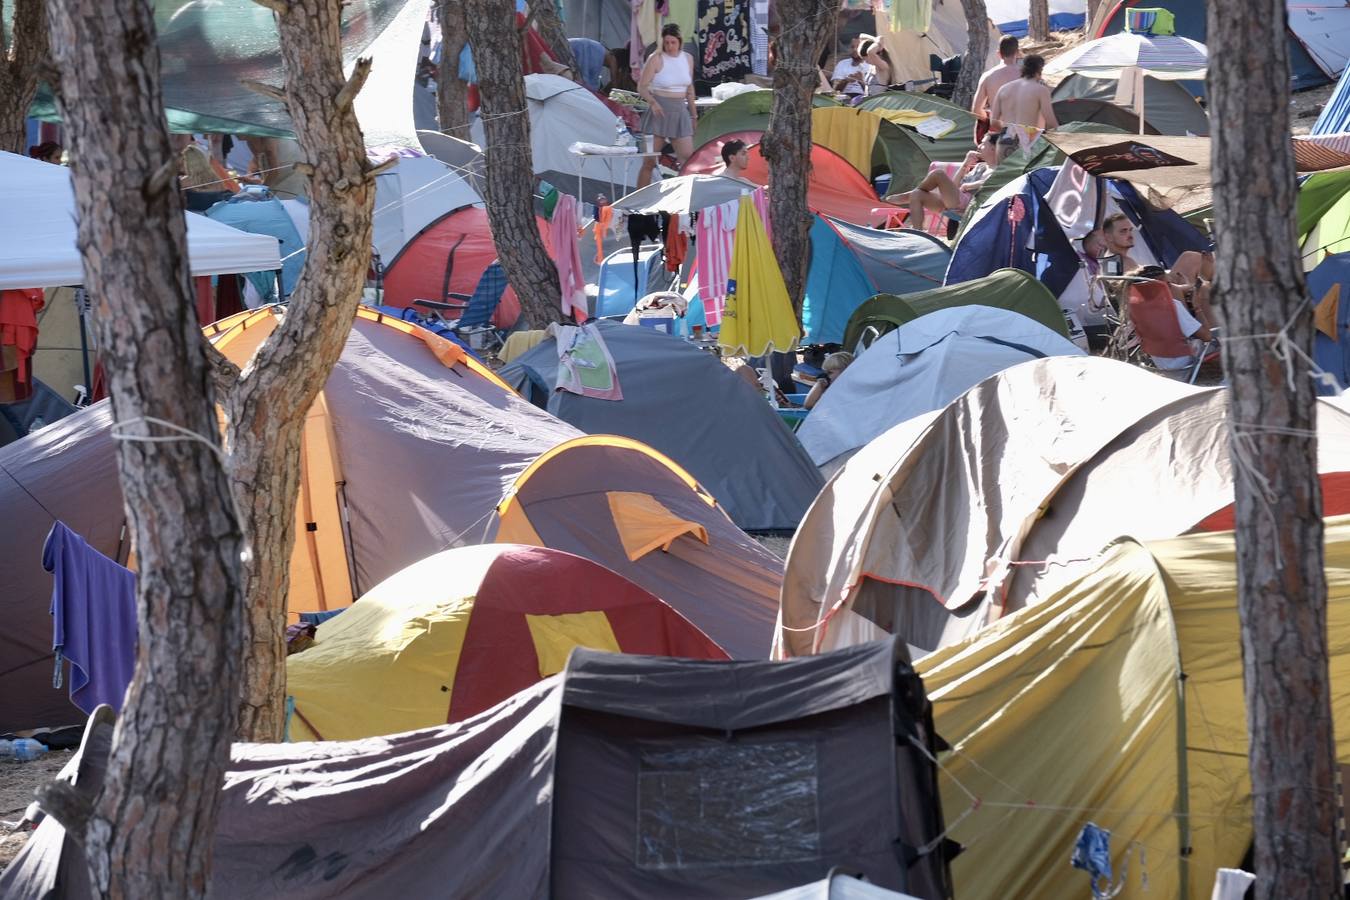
[
  {"left": 636, "top": 24, "right": 697, "bottom": 187},
  {"left": 804, "top": 351, "right": 854, "bottom": 409}
]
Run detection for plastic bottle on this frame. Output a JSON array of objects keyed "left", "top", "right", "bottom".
[{"left": 0, "top": 738, "right": 48, "bottom": 762}]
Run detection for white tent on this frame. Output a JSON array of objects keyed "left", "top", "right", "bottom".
[
  {"left": 0, "top": 151, "right": 282, "bottom": 291},
  {"left": 797, "top": 306, "right": 1084, "bottom": 473},
  {"left": 372, "top": 152, "right": 481, "bottom": 267}
]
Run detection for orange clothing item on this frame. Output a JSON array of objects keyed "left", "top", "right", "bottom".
[
  {"left": 0, "top": 288, "right": 45, "bottom": 402},
  {"left": 664, "top": 214, "right": 687, "bottom": 272},
  {"left": 594, "top": 204, "right": 613, "bottom": 263}
]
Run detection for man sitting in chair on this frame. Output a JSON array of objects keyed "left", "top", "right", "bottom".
[
  {"left": 1128, "top": 265, "right": 1218, "bottom": 373},
  {"left": 885, "top": 132, "right": 998, "bottom": 232}
]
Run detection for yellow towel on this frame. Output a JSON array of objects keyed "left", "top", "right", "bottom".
[
  {"left": 811, "top": 107, "right": 881, "bottom": 180},
  {"left": 719, "top": 195, "right": 801, "bottom": 358}
]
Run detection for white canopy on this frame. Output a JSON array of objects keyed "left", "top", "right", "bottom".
[{"left": 0, "top": 151, "right": 283, "bottom": 291}]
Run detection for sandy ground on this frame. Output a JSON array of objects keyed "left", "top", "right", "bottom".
[{"left": 0, "top": 751, "right": 72, "bottom": 873}]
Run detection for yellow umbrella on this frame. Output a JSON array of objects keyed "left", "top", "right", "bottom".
[{"left": 719, "top": 194, "right": 801, "bottom": 357}]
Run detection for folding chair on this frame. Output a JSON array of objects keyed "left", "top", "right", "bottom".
[
  {"left": 413, "top": 260, "right": 510, "bottom": 356},
  {"left": 1109, "top": 276, "right": 1220, "bottom": 384}
]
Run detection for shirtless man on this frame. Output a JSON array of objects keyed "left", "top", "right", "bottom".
[
  {"left": 1102, "top": 213, "right": 1140, "bottom": 273},
  {"left": 970, "top": 36, "right": 1021, "bottom": 143},
  {"left": 990, "top": 54, "right": 1058, "bottom": 157}
]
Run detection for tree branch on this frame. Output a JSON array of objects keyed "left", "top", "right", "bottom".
[
  {"left": 242, "top": 79, "right": 288, "bottom": 105},
  {"left": 204, "top": 339, "right": 242, "bottom": 395},
  {"left": 335, "top": 57, "right": 371, "bottom": 112}
]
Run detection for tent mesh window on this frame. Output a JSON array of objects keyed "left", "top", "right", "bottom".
[{"left": 634, "top": 738, "right": 822, "bottom": 868}]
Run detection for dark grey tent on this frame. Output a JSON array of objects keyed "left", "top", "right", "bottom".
[
  {"left": 1, "top": 639, "right": 953, "bottom": 900},
  {"left": 1051, "top": 74, "right": 1210, "bottom": 137},
  {"left": 500, "top": 320, "right": 824, "bottom": 532}
]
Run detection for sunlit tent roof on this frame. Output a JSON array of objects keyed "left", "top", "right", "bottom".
[
  {"left": 499, "top": 320, "right": 823, "bottom": 532},
  {"left": 1300, "top": 169, "right": 1350, "bottom": 270},
  {"left": 693, "top": 90, "right": 839, "bottom": 148},
  {"left": 857, "top": 91, "right": 981, "bottom": 179},
  {"left": 777, "top": 357, "right": 1350, "bottom": 660},
  {"left": 0, "top": 151, "right": 281, "bottom": 291},
  {"left": 373, "top": 153, "right": 481, "bottom": 266},
  {"left": 1051, "top": 73, "right": 1210, "bottom": 136},
  {"left": 3, "top": 638, "right": 952, "bottom": 899},
  {"left": 918, "top": 519, "right": 1350, "bottom": 899},
  {"left": 842, "top": 268, "right": 1070, "bottom": 352},
  {"left": 286, "top": 543, "right": 729, "bottom": 740}
]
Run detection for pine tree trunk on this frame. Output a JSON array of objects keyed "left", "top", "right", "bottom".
[
  {"left": 952, "top": 0, "right": 989, "bottom": 109},
  {"left": 1028, "top": 0, "right": 1050, "bottom": 42},
  {"left": 526, "top": 0, "right": 576, "bottom": 71},
  {"left": 465, "top": 0, "right": 565, "bottom": 327},
  {"left": 38, "top": 1, "right": 245, "bottom": 896},
  {"left": 229, "top": 0, "right": 377, "bottom": 741},
  {"left": 761, "top": 0, "right": 834, "bottom": 322},
  {"left": 1208, "top": 1, "right": 1340, "bottom": 896},
  {"left": 0, "top": 0, "right": 48, "bottom": 154},
  {"left": 437, "top": 0, "right": 470, "bottom": 139}
]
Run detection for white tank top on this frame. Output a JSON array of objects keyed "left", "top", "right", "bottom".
[{"left": 650, "top": 52, "right": 692, "bottom": 92}]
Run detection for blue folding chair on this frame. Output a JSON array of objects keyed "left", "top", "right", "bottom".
[{"left": 414, "top": 260, "right": 510, "bottom": 355}]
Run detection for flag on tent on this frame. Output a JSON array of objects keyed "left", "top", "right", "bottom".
[{"left": 719, "top": 195, "right": 800, "bottom": 357}]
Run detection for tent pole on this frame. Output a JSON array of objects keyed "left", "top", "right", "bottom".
[
  {"left": 75, "top": 287, "right": 92, "bottom": 404},
  {"left": 275, "top": 268, "right": 285, "bottom": 302}
]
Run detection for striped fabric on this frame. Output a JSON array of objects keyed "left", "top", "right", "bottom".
[
  {"left": 695, "top": 199, "right": 738, "bottom": 326},
  {"left": 1047, "top": 33, "right": 1207, "bottom": 79},
  {"left": 1294, "top": 133, "right": 1350, "bottom": 172},
  {"left": 1314, "top": 70, "right": 1350, "bottom": 136}
]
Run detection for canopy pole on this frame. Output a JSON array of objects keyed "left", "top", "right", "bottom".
[{"left": 1138, "top": 68, "right": 1146, "bottom": 135}]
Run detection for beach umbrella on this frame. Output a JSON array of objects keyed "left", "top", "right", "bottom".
[
  {"left": 719, "top": 194, "right": 800, "bottom": 358},
  {"left": 612, "top": 174, "right": 753, "bottom": 215},
  {"left": 1044, "top": 33, "right": 1207, "bottom": 133}
]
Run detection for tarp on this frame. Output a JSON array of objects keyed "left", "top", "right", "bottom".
[
  {"left": 561, "top": 0, "right": 630, "bottom": 48},
  {"left": 917, "top": 520, "right": 1350, "bottom": 899},
  {"left": 0, "top": 151, "right": 281, "bottom": 291},
  {"left": 1, "top": 638, "right": 952, "bottom": 900},
  {"left": 842, "top": 268, "right": 1070, "bottom": 352},
  {"left": 499, "top": 319, "right": 823, "bottom": 532},
  {"left": 286, "top": 543, "right": 729, "bottom": 740},
  {"left": 1051, "top": 73, "right": 1210, "bottom": 136},
  {"left": 803, "top": 217, "right": 950, "bottom": 344},
  {"left": 776, "top": 357, "right": 1350, "bottom": 660},
  {"left": 799, "top": 305, "right": 1084, "bottom": 471},
  {"left": 871, "top": 0, "right": 1001, "bottom": 85}
]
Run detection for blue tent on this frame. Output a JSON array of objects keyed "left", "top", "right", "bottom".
[
  {"left": 802, "top": 217, "right": 950, "bottom": 345},
  {"left": 946, "top": 167, "right": 1209, "bottom": 296},
  {"left": 205, "top": 196, "right": 305, "bottom": 302},
  {"left": 1309, "top": 254, "right": 1350, "bottom": 394},
  {"left": 1314, "top": 68, "right": 1350, "bottom": 136}
]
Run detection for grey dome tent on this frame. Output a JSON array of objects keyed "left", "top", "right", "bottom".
[{"left": 500, "top": 320, "right": 823, "bottom": 532}]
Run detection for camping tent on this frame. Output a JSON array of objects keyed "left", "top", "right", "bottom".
[
  {"left": 372, "top": 152, "right": 481, "bottom": 267},
  {"left": 917, "top": 520, "right": 1350, "bottom": 899},
  {"left": 1314, "top": 65, "right": 1350, "bottom": 135},
  {"left": 693, "top": 91, "right": 839, "bottom": 148},
  {"left": 803, "top": 217, "right": 951, "bottom": 344},
  {"left": 0, "top": 151, "right": 282, "bottom": 291},
  {"left": 492, "top": 436, "right": 786, "bottom": 658},
  {"left": 842, "top": 268, "right": 1071, "bottom": 352},
  {"left": 856, "top": 92, "right": 982, "bottom": 183},
  {"left": 0, "top": 307, "right": 580, "bottom": 732},
  {"left": 498, "top": 320, "right": 823, "bottom": 532},
  {"left": 379, "top": 204, "right": 548, "bottom": 328},
  {"left": 1091, "top": 0, "right": 1347, "bottom": 90},
  {"left": 2, "top": 638, "right": 953, "bottom": 900},
  {"left": 798, "top": 306, "right": 1085, "bottom": 472},
  {"left": 776, "top": 357, "right": 1350, "bottom": 659},
  {"left": 1310, "top": 254, "right": 1350, "bottom": 391},
  {"left": 286, "top": 543, "right": 729, "bottom": 740},
  {"left": 1051, "top": 73, "right": 1209, "bottom": 136},
  {"left": 871, "top": 0, "right": 1001, "bottom": 85},
  {"left": 204, "top": 195, "right": 306, "bottom": 301},
  {"left": 1300, "top": 169, "right": 1350, "bottom": 270}
]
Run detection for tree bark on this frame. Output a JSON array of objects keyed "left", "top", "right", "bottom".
[
  {"left": 0, "top": 0, "right": 49, "bottom": 154},
  {"left": 1209, "top": 1, "right": 1340, "bottom": 897},
  {"left": 952, "top": 0, "right": 989, "bottom": 110},
  {"left": 437, "top": 0, "right": 470, "bottom": 139},
  {"left": 1027, "top": 0, "right": 1050, "bottom": 42},
  {"left": 525, "top": 0, "right": 576, "bottom": 72},
  {"left": 465, "top": 0, "right": 565, "bottom": 327},
  {"left": 228, "top": 0, "right": 377, "bottom": 742},
  {"left": 761, "top": 0, "right": 834, "bottom": 323},
  {"left": 39, "top": 1, "right": 245, "bottom": 896}
]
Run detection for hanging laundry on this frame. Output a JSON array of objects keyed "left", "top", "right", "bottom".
[
  {"left": 0, "top": 288, "right": 44, "bottom": 404},
  {"left": 628, "top": 212, "right": 662, "bottom": 297},
  {"left": 1070, "top": 822, "right": 1125, "bottom": 900},
  {"left": 694, "top": 199, "right": 738, "bottom": 325},
  {"left": 552, "top": 322, "right": 623, "bottom": 400},
  {"left": 550, "top": 194, "right": 589, "bottom": 322},
  {"left": 750, "top": 0, "right": 770, "bottom": 75},
  {"left": 752, "top": 186, "right": 772, "bottom": 242},
  {"left": 664, "top": 213, "right": 688, "bottom": 272},
  {"left": 594, "top": 203, "right": 614, "bottom": 263},
  {"left": 695, "top": 0, "right": 751, "bottom": 84},
  {"left": 890, "top": 0, "right": 933, "bottom": 32},
  {"left": 44, "top": 521, "right": 138, "bottom": 715}
]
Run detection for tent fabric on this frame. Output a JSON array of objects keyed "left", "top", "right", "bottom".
[
  {"left": 0, "top": 308, "right": 577, "bottom": 732},
  {"left": 810, "top": 107, "right": 882, "bottom": 180},
  {"left": 799, "top": 306, "right": 1085, "bottom": 471},
  {"left": 1309, "top": 254, "right": 1350, "bottom": 390},
  {"left": 916, "top": 520, "right": 1350, "bottom": 900},
  {"left": 612, "top": 174, "right": 753, "bottom": 215},
  {"left": 499, "top": 319, "right": 823, "bottom": 531},
  {"left": 381, "top": 205, "right": 546, "bottom": 329},
  {"left": 803, "top": 217, "right": 951, "bottom": 345},
  {"left": 776, "top": 356, "right": 1350, "bottom": 660},
  {"left": 2, "top": 637, "right": 952, "bottom": 900},
  {"left": 1052, "top": 97, "right": 1160, "bottom": 134},
  {"left": 755, "top": 875, "right": 924, "bottom": 900},
  {"left": 0, "top": 151, "right": 282, "bottom": 291},
  {"left": 204, "top": 196, "right": 305, "bottom": 301},
  {"left": 491, "top": 436, "right": 787, "bottom": 658},
  {"left": 1314, "top": 67, "right": 1350, "bottom": 136},
  {"left": 871, "top": 1, "right": 1001, "bottom": 85},
  {"left": 608, "top": 491, "right": 709, "bottom": 559},
  {"left": 857, "top": 92, "right": 981, "bottom": 174},
  {"left": 1301, "top": 171, "right": 1350, "bottom": 269},
  {"left": 1051, "top": 73, "right": 1209, "bottom": 136},
  {"left": 285, "top": 543, "right": 729, "bottom": 740},
  {"left": 373, "top": 153, "right": 481, "bottom": 267},
  {"left": 842, "top": 268, "right": 1070, "bottom": 352},
  {"left": 693, "top": 90, "right": 839, "bottom": 147}
]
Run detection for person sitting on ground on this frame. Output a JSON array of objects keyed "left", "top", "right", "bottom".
[
  {"left": 27, "top": 141, "right": 62, "bottom": 164},
  {"left": 721, "top": 139, "right": 752, "bottom": 181},
  {"left": 636, "top": 24, "right": 698, "bottom": 188},
  {"left": 804, "top": 351, "right": 854, "bottom": 409},
  {"left": 971, "top": 35, "right": 1021, "bottom": 143},
  {"left": 990, "top": 54, "right": 1057, "bottom": 158},
  {"left": 831, "top": 37, "right": 874, "bottom": 100},
  {"left": 1129, "top": 264, "right": 1217, "bottom": 372},
  {"left": 886, "top": 132, "right": 999, "bottom": 230},
  {"left": 1102, "top": 212, "right": 1141, "bottom": 274}
]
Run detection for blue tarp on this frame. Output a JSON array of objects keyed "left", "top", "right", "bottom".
[
  {"left": 1309, "top": 254, "right": 1350, "bottom": 394},
  {"left": 994, "top": 12, "right": 1086, "bottom": 38},
  {"left": 204, "top": 196, "right": 304, "bottom": 302}
]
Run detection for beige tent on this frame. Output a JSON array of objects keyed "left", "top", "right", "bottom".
[
  {"left": 874, "top": 0, "right": 1001, "bottom": 86},
  {"left": 776, "top": 357, "right": 1350, "bottom": 658},
  {"left": 917, "top": 518, "right": 1350, "bottom": 899}
]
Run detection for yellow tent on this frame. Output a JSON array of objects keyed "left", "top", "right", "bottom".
[
  {"left": 917, "top": 517, "right": 1350, "bottom": 899},
  {"left": 719, "top": 194, "right": 800, "bottom": 358}
]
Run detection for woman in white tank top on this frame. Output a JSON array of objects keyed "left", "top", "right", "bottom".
[{"left": 637, "top": 23, "right": 698, "bottom": 187}]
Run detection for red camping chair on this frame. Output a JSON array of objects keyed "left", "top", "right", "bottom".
[{"left": 1126, "top": 277, "right": 1220, "bottom": 384}]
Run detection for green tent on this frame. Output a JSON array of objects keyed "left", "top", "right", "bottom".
[
  {"left": 857, "top": 91, "right": 979, "bottom": 175},
  {"left": 1300, "top": 170, "right": 1350, "bottom": 268},
  {"left": 842, "top": 268, "right": 1070, "bottom": 351},
  {"left": 693, "top": 91, "right": 839, "bottom": 147}
]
